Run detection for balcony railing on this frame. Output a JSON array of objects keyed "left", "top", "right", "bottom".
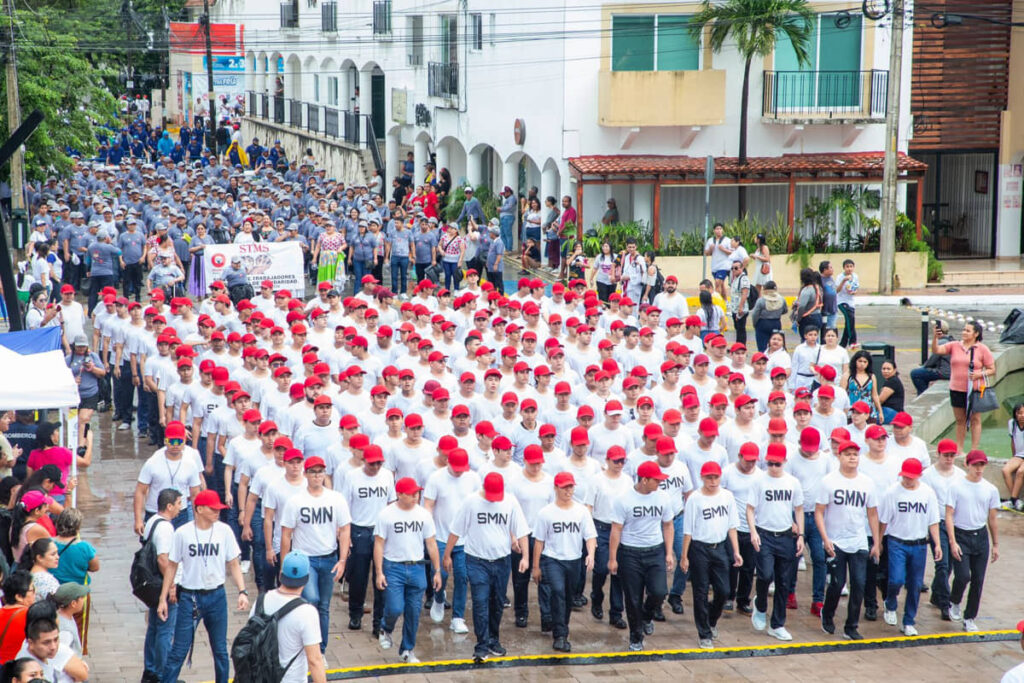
[
  {"left": 322, "top": 1, "right": 337, "bottom": 32},
  {"left": 280, "top": 2, "right": 298, "bottom": 28},
  {"left": 273, "top": 95, "right": 285, "bottom": 124},
  {"left": 289, "top": 99, "right": 302, "bottom": 127},
  {"left": 428, "top": 61, "right": 458, "bottom": 99},
  {"left": 306, "top": 103, "right": 320, "bottom": 133},
  {"left": 762, "top": 70, "right": 888, "bottom": 120},
  {"left": 373, "top": 1, "right": 391, "bottom": 35},
  {"left": 246, "top": 91, "right": 382, "bottom": 152}
]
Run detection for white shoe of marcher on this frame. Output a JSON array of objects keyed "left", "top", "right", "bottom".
[
  {"left": 450, "top": 618, "right": 469, "bottom": 634},
  {"left": 240, "top": 560, "right": 251, "bottom": 575},
  {"left": 798, "top": 557, "right": 807, "bottom": 571},
  {"left": 963, "top": 618, "right": 979, "bottom": 633},
  {"left": 883, "top": 610, "right": 898, "bottom": 626},
  {"left": 841, "top": 585, "right": 849, "bottom": 596},
  {"left": 902, "top": 624, "right": 919, "bottom": 636},
  {"left": 751, "top": 609, "right": 767, "bottom": 631},
  {"left": 766, "top": 626, "right": 793, "bottom": 641},
  {"left": 400, "top": 651, "right": 420, "bottom": 663},
  {"left": 429, "top": 599, "right": 445, "bottom": 624},
  {"left": 379, "top": 631, "right": 393, "bottom": 649},
  {"left": 949, "top": 604, "right": 963, "bottom": 621}
]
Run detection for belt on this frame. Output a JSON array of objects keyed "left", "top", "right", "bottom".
[
  {"left": 467, "top": 555, "right": 509, "bottom": 564},
  {"left": 893, "top": 537, "right": 929, "bottom": 546},
  {"left": 179, "top": 585, "right": 223, "bottom": 595},
  {"left": 387, "top": 559, "right": 425, "bottom": 566},
  {"left": 756, "top": 527, "right": 795, "bottom": 538},
  {"left": 594, "top": 520, "right": 612, "bottom": 530},
  {"left": 692, "top": 540, "right": 725, "bottom": 549},
  {"left": 620, "top": 543, "right": 664, "bottom": 552},
  {"left": 954, "top": 527, "right": 987, "bottom": 536},
  {"left": 352, "top": 524, "right": 375, "bottom": 532}
]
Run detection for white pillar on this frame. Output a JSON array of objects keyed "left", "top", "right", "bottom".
[
  {"left": 386, "top": 130, "right": 400, "bottom": 190},
  {"left": 997, "top": 162, "right": 1023, "bottom": 258},
  {"left": 468, "top": 149, "right": 484, "bottom": 188},
  {"left": 541, "top": 166, "right": 558, "bottom": 204},
  {"left": 338, "top": 68, "right": 350, "bottom": 109},
  {"left": 414, "top": 137, "right": 429, "bottom": 187},
  {"left": 502, "top": 158, "right": 518, "bottom": 195},
  {"left": 359, "top": 69, "right": 373, "bottom": 118},
  {"left": 255, "top": 57, "right": 266, "bottom": 93},
  {"left": 435, "top": 144, "right": 450, "bottom": 179}
]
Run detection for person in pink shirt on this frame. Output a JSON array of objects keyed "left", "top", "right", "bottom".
[{"left": 931, "top": 320, "right": 995, "bottom": 453}]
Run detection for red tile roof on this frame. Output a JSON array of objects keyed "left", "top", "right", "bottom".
[{"left": 569, "top": 152, "right": 927, "bottom": 178}]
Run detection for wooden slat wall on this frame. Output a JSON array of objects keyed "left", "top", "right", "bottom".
[{"left": 910, "top": 0, "right": 1011, "bottom": 151}]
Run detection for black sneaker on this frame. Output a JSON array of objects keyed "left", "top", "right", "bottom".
[
  {"left": 553, "top": 638, "right": 571, "bottom": 652},
  {"left": 347, "top": 616, "right": 362, "bottom": 630},
  {"left": 572, "top": 595, "right": 588, "bottom": 608},
  {"left": 473, "top": 652, "right": 490, "bottom": 663},
  {"left": 844, "top": 626, "right": 863, "bottom": 641},
  {"left": 610, "top": 616, "right": 628, "bottom": 630},
  {"left": 541, "top": 620, "right": 552, "bottom": 633},
  {"left": 668, "top": 595, "right": 685, "bottom": 615},
  {"left": 489, "top": 643, "right": 507, "bottom": 657},
  {"left": 863, "top": 607, "right": 877, "bottom": 621},
  {"left": 940, "top": 608, "right": 952, "bottom": 621},
  {"left": 502, "top": 597, "right": 511, "bottom": 608},
  {"left": 591, "top": 605, "right": 604, "bottom": 621},
  {"left": 642, "top": 620, "right": 655, "bottom": 635},
  {"left": 515, "top": 614, "right": 528, "bottom": 628},
  {"left": 723, "top": 600, "right": 735, "bottom": 612},
  {"left": 652, "top": 607, "right": 666, "bottom": 622},
  {"left": 821, "top": 614, "right": 836, "bottom": 635},
  {"left": 738, "top": 603, "right": 753, "bottom": 615}
]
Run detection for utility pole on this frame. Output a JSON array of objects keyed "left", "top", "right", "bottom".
[
  {"left": 878, "top": 0, "right": 904, "bottom": 295},
  {"left": 201, "top": 0, "right": 217, "bottom": 149},
  {"left": 3, "top": 0, "right": 24, "bottom": 218}
]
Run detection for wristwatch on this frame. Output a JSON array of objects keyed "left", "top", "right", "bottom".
[{"left": 239, "top": 589, "right": 249, "bottom": 596}]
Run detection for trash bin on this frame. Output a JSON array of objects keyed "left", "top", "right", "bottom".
[{"left": 860, "top": 341, "right": 895, "bottom": 389}]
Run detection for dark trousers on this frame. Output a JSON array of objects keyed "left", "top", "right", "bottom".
[
  {"left": 617, "top": 544, "right": 667, "bottom": 644},
  {"left": 122, "top": 261, "right": 144, "bottom": 300},
  {"left": 414, "top": 263, "right": 429, "bottom": 283},
  {"left": 823, "top": 547, "right": 868, "bottom": 629},
  {"left": 348, "top": 525, "right": 384, "bottom": 628},
  {"left": 864, "top": 536, "right": 888, "bottom": 611},
  {"left": 540, "top": 555, "right": 579, "bottom": 640},
  {"left": 839, "top": 303, "right": 857, "bottom": 346},
  {"left": 512, "top": 534, "right": 550, "bottom": 622},
  {"left": 754, "top": 530, "right": 797, "bottom": 628},
  {"left": 911, "top": 367, "right": 944, "bottom": 395},
  {"left": 754, "top": 317, "right": 780, "bottom": 353},
  {"left": 466, "top": 554, "right": 511, "bottom": 659},
  {"left": 486, "top": 269, "right": 505, "bottom": 294},
  {"left": 64, "top": 259, "right": 83, "bottom": 290},
  {"left": 87, "top": 273, "right": 115, "bottom": 315},
  {"left": 732, "top": 313, "right": 748, "bottom": 345},
  {"left": 114, "top": 361, "right": 135, "bottom": 422},
  {"left": 249, "top": 505, "right": 268, "bottom": 591},
  {"left": 728, "top": 530, "right": 756, "bottom": 608},
  {"left": 591, "top": 522, "right": 624, "bottom": 619},
  {"left": 688, "top": 540, "right": 730, "bottom": 640},
  {"left": 930, "top": 526, "right": 952, "bottom": 608},
  {"left": 951, "top": 527, "right": 990, "bottom": 620}
]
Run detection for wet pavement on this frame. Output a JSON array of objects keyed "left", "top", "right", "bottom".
[{"left": 69, "top": 302, "right": 1024, "bottom": 682}]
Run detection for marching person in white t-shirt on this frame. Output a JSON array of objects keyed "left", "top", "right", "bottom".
[
  {"left": 878, "top": 457, "right": 941, "bottom": 636},
  {"left": 280, "top": 455, "right": 353, "bottom": 657},
  {"left": 250, "top": 551, "right": 327, "bottom": 683},
  {"left": 133, "top": 421, "right": 203, "bottom": 534},
  {"left": 921, "top": 438, "right": 964, "bottom": 621},
  {"left": 814, "top": 440, "right": 881, "bottom": 641},
  {"left": 374, "top": 477, "right": 442, "bottom": 663},
  {"left": 141, "top": 488, "right": 183, "bottom": 682},
  {"left": 157, "top": 490, "right": 249, "bottom": 683},
  {"left": 532, "top": 472, "right": 597, "bottom": 653},
  {"left": 584, "top": 446, "right": 631, "bottom": 629},
  {"left": 747, "top": 443, "right": 804, "bottom": 641}
]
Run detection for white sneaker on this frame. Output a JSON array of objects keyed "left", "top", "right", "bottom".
[
  {"left": 751, "top": 609, "right": 767, "bottom": 631},
  {"left": 379, "top": 631, "right": 393, "bottom": 649},
  {"left": 118, "top": 422, "right": 131, "bottom": 431},
  {"left": 429, "top": 599, "right": 444, "bottom": 623},
  {"left": 767, "top": 626, "right": 793, "bottom": 641},
  {"left": 768, "top": 582, "right": 775, "bottom": 596},
  {"left": 964, "top": 618, "right": 979, "bottom": 632},
  {"left": 710, "top": 626, "right": 719, "bottom": 639},
  {"left": 902, "top": 624, "right": 919, "bottom": 636},
  {"left": 698, "top": 638, "right": 713, "bottom": 649},
  {"left": 450, "top": 618, "right": 469, "bottom": 634},
  {"left": 949, "top": 603, "right": 963, "bottom": 621},
  {"left": 798, "top": 557, "right": 807, "bottom": 572},
  {"left": 841, "top": 585, "right": 849, "bottom": 596},
  {"left": 400, "top": 651, "right": 420, "bottom": 663},
  {"left": 240, "top": 560, "right": 251, "bottom": 575},
  {"left": 883, "top": 610, "right": 898, "bottom": 626}
]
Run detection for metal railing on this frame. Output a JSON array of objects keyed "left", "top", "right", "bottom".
[
  {"left": 324, "top": 108, "right": 339, "bottom": 137},
  {"left": 322, "top": 1, "right": 337, "bottom": 32},
  {"left": 245, "top": 91, "right": 386, "bottom": 152},
  {"left": 365, "top": 117, "right": 384, "bottom": 173},
  {"left": 280, "top": 2, "right": 298, "bottom": 28},
  {"left": 428, "top": 61, "right": 458, "bottom": 99},
  {"left": 289, "top": 99, "right": 303, "bottom": 127},
  {"left": 306, "top": 103, "right": 321, "bottom": 133},
  {"left": 260, "top": 93, "right": 269, "bottom": 119},
  {"left": 372, "top": 1, "right": 391, "bottom": 34},
  {"left": 762, "top": 70, "right": 888, "bottom": 119},
  {"left": 248, "top": 94, "right": 257, "bottom": 117}
]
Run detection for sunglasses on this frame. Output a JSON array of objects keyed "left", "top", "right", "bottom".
[
  {"left": 766, "top": 462, "right": 783, "bottom": 467},
  {"left": 167, "top": 438, "right": 184, "bottom": 446}
]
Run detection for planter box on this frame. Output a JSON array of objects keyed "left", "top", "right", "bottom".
[{"left": 657, "top": 251, "right": 928, "bottom": 291}]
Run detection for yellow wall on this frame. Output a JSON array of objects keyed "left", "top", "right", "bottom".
[
  {"left": 1001, "top": 1, "right": 1024, "bottom": 164},
  {"left": 598, "top": 70, "right": 726, "bottom": 127}
]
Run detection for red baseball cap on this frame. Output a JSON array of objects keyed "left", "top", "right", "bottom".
[
  {"left": 483, "top": 473, "right": 505, "bottom": 502},
  {"left": 701, "top": 461, "right": 723, "bottom": 477},
  {"left": 799, "top": 427, "right": 820, "bottom": 450},
  {"left": 193, "top": 490, "right": 228, "bottom": 510},
  {"left": 637, "top": 461, "right": 668, "bottom": 481}
]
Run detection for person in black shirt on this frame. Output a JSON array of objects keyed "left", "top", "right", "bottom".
[
  {"left": 5, "top": 412, "right": 38, "bottom": 481},
  {"left": 879, "top": 360, "right": 906, "bottom": 425}
]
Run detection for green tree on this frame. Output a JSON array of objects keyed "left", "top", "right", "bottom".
[
  {"left": 689, "top": 0, "right": 814, "bottom": 219},
  {"left": 0, "top": 6, "right": 120, "bottom": 180}
]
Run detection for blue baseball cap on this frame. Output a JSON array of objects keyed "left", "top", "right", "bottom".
[{"left": 280, "top": 551, "right": 310, "bottom": 588}]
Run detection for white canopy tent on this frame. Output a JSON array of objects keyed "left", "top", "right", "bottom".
[{"left": 0, "top": 345, "right": 80, "bottom": 410}]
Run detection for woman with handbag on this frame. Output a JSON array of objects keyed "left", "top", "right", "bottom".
[
  {"left": 750, "top": 233, "right": 772, "bottom": 295},
  {"left": 931, "top": 321, "right": 995, "bottom": 453}
]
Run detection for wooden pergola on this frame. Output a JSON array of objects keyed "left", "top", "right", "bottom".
[{"left": 568, "top": 152, "right": 929, "bottom": 248}]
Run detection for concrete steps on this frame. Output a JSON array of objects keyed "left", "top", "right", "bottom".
[{"left": 932, "top": 268, "right": 1024, "bottom": 288}]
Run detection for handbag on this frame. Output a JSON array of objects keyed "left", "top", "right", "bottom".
[
  {"left": 761, "top": 262, "right": 771, "bottom": 275},
  {"left": 968, "top": 347, "right": 999, "bottom": 414}
]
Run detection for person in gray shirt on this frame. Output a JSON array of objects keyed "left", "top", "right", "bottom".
[
  {"left": 147, "top": 253, "right": 185, "bottom": 296},
  {"left": 118, "top": 219, "right": 147, "bottom": 301},
  {"left": 86, "top": 229, "right": 121, "bottom": 315}
]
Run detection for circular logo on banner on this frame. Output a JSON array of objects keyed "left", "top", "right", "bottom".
[
  {"left": 211, "top": 253, "right": 227, "bottom": 268},
  {"left": 514, "top": 119, "right": 526, "bottom": 146}
]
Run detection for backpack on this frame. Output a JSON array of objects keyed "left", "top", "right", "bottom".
[
  {"left": 647, "top": 266, "right": 665, "bottom": 303},
  {"left": 0, "top": 508, "right": 14, "bottom": 568},
  {"left": 745, "top": 273, "right": 759, "bottom": 310},
  {"left": 231, "top": 593, "right": 307, "bottom": 683},
  {"left": 130, "top": 518, "right": 169, "bottom": 608}
]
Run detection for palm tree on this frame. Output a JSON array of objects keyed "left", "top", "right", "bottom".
[{"left": 689, "top": 0, "right": 815, "bottom": 219}]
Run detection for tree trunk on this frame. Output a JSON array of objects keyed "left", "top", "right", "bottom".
[{"left": 737, "top": 55, "right": 752, "bottom": 220}]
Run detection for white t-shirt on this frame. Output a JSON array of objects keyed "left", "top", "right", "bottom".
[
  {"left": 374, "top": 503, "right": 437, "bottom": 562},
  {"left": 450, "top": 494, "right": 530, "bottom": 560},
  {"left": 880, "top": 482, "right": 940, "bottom": 541},
  {"left": 887, "top": 436, "right": 931, "bottom": 470},
  {"left": 341, "top": 468, "right": 395, "bottom": 527},
  {"left": 251, "top": 589, "right": 321, "bottom": 683},
  {"left": 384, "top": 439, "right": 436, "bottom": 483},
  {"left": 224, "top": 435, "right": 263, "bottom": 484},
  {"left": 168, "top": 520, "right": 241, "bottom": 590},
  {"left": 720, "top": 464, "right": 765, "bottom": 533},
  {"left": 423, "top": 469, "right": 482, "bottom": 545},
  {"left": 679, "top": 442, "right": 729, "bottom": 491},
  {"left": 280, "top": 489, "right": 352, "bottom": 556},
  {"left": 509, "top": 473, "right": 555, "bottom": 528},
  {"left": 655, "top": 459, "right": 694, "bottom": 518},
  {"left": 610, "top": 487, "right": 672, "bottom": 547},
  {"left": 785, "top": 451, "right": 835, "bottom": 505},
  {"left": 947, "top": 477, "right": 1000, "bottom": 530},
  {"left": 16, "top": 641, "right": 76, "bottom": 683},
  {"left": 815, "top": 471, "right": 878, "bottom": 553},
  {"left": 262, "top": 476, "right": 306, "bottom": 552},
  {"left": 585, "top": 472, "right": 634, "bottom": 523},
  {"left": 920, "top": 465, "right": 965, "bottom": 509},
  {"left": 683, "top": 488, "right": 739, "bottom": 543},
  {"left": 138, "top": 452, "right": 203, "bottom": 512},
  {"left": 1001, "top": 662, "right": 1024, "bottom": 683},
  {"left": 534, "top": 501, "right": 597, "bottom": 561},
  {"left": 748, "top": 472, "right": 804, "bottom": 533}
]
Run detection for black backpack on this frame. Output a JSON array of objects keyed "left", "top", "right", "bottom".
[
  {"left": 647, "top": 266, "right": 665, "bottom": 303},
  {"left": 130, "top": 518, "right": 169, "bottom": 608},
  {"left": 231, "top": 593, "right": 307, "bottom": 683},
  {"left": 743, "top": 272, "right": 758, "bottom": 311}
]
